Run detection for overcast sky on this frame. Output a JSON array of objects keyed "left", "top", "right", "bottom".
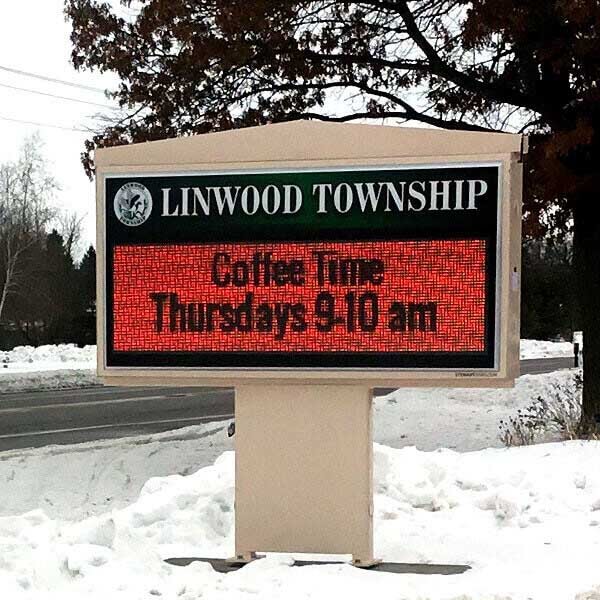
[{"left": 0, "top": 0, "right": 118, "bottom": 255}]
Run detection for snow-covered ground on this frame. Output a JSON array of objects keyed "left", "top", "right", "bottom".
[
  {"left": 520, "top": 338, "right": 574, "bottom": 359},
  {"left": 0, "top": 421, "right": 233, "bottom": 520},
  {"left": 0, "top": 371, "right": 596, "bottom": 598},
  {"left": 0, "top": 344, "right": 99, "bottom": 392},
  {"left": 1, "top": 439, "right": 599, "bottom": 599},
  {"left": 0, "top": 340, "right": 575, "bottom": 393},
  {"left": 375, "top": 369, "right": 579, "bottom": 451},
  {"left": 0, "top": 344, "right": 96, "bottom": 372},
  {"left": 0, "top": 368, "right": 100, "bottom": 393},
  {"left": 0, "top": 344, "right": 595, "bottom": 598}
]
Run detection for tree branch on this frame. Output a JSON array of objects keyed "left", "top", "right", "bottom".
[
  {"left": 393, "top": 0, "right": 542, "bottom": 113},
  {"left": 303, "top": 49, "right": 427, "bottom": 72},
  {"left": 295, "top": 109, "right": 493, "bottom": 131}
]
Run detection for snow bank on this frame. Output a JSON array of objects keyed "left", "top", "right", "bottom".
[
  {"left": 0, "top": 344, "right": 96, "bottom": 366},
  {"left": 1, "top": 441, "right": 599, "bottom": 599},
  {"left": 0, "top": 368, "right": 100, "bottom": 393},
  {"left": 0, "top": 422, "right": 233, "bottom": 520},
  {"left": 520, "top": 339, "right": 573, "bottom": 359},
  {"left": 0, "top": 344, "right": 98, "bottom": 392}
]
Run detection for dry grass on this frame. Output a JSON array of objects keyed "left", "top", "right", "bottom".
[{"left": 499, "top": 372, "right": 597, "bottom": 447}]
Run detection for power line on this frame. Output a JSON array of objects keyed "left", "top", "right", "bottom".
[
  {"left": 0, "top": 81, "right": 118, "bottom": 110},
  {"left": 0, "top": 64, "right": 108, "bottom": 94},
  {"left": 0, "top": 114, "right": 90, "bottom": 133}
]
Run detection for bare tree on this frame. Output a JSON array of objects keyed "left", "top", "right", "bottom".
[
  {"left": 57, "top": 210, "right": 84, "bottom": 259},
  {"left": 0, "top": 135, "right": 57, "bottom": 323}
]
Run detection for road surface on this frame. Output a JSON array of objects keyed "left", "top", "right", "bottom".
[{"left": 0, "top": 357, "right": 574, "bottom": 451}]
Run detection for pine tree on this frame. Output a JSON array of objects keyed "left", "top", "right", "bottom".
[{"left": 74, "top": 245, "right": 96, "bottom": 345}]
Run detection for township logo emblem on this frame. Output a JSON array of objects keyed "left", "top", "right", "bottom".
[{"left": 114, "top": 182, "right": 153, "bottom": 226}]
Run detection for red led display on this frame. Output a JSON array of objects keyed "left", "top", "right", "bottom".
[{"left": 112, "top": 240, "right": 487, "bottom": 354}]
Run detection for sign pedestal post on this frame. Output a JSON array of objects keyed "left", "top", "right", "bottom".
[{"left": 232, "top": 384, "right": 377, "bottom": 566}]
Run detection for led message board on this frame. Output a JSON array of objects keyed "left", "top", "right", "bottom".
[{"left": 103, "top": 164, "right": 501, "bottom": 371}]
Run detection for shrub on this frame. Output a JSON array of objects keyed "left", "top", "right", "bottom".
[{"left": 499, "top": 372, "right": 586, "bottom": 447}]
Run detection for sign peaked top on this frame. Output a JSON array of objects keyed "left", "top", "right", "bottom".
[{"left": 95, "top": 120, "right": 524, "bottom": 168}]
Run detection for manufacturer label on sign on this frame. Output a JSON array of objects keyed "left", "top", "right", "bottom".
[{"left": 104, "top": 164, "right": 500, "bottom": 370}]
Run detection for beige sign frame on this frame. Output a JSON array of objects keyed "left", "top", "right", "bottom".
[
  {"left": 96, "top": 121, "right": 523, "bottom": 388},
  {"left": 96, "top": 121, "right": 524, "bottom": 565}
]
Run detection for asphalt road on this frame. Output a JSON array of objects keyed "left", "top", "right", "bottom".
[
  {"left": 0, "top": 357, "right": 575, "bottom": 452},
  {"left": 517, "top": 357, "right": 575, "bottom": 375}
]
